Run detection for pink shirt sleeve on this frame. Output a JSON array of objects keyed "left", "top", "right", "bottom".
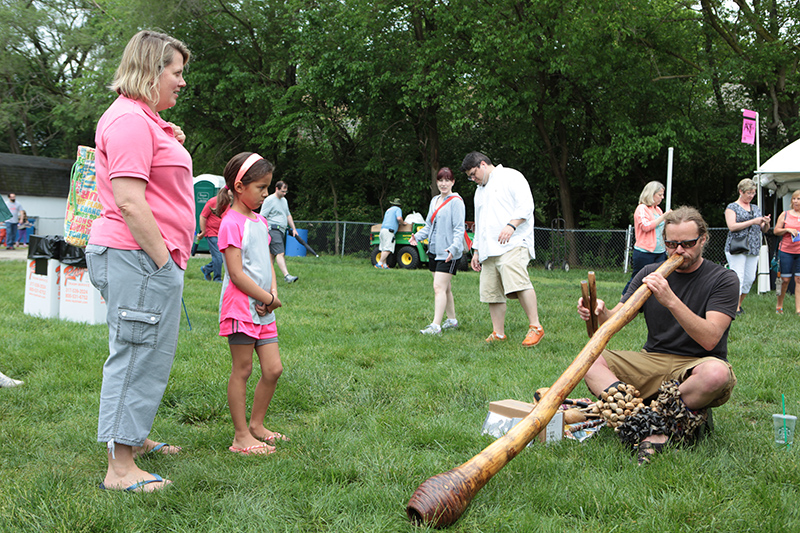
[
  {"left": 218, "top": 213, "right": 243, "bottom": 252},
  {"left": 102, "top": 113, "right": 154, "bottom": 181}
]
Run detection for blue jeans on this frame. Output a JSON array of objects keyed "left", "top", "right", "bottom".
[
  {"left": 201, "top": 236, "right": 223, "bottom": 281},
  {"left": 4, "top": 222, "right": 17, "bottom": 248},
  {"left": 779, "top": 250, "right": 800, "bottom": 277}
]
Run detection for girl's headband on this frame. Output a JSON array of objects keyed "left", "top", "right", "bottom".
[{"left": 234, "top": 153, "right": 264, "bottom": 185}]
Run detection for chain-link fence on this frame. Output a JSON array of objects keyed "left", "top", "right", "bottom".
[
  {"left": 532, "top": 227, "right": 737, "bottom": 271},
  {"left": 297, "top": 221, "right": 375, "bottom": 259},
  {"left": 295, "top": 221, "right": 773, "bottom": 271}
]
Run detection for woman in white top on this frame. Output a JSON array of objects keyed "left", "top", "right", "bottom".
[{"left": 724, "top": 178, "right": 771, "bottom": 315}]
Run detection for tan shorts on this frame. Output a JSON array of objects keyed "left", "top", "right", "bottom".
[
  {"left": 479, "top": 247, "right": 533, "bottom": 303},
  {"left": 602, "top": 349, "right": 736, "bottom": 407},
  {"left": 379, "top": 228, "right": 396, "bottom": 253}
]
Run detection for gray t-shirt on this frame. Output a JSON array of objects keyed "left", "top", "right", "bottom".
[
  {"left": 260, "top": 195, "right": 290, "bottom": 228},
  {"left": 4, "top": 200, "right": 23, "bottom": 223}
]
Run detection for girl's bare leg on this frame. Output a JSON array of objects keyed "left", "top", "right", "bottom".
[
  {"left": 249, "top": 342, "right": 286, "bottom": 442},
  {"left": 229, "top": 343, "right": 273, "bottom": 453}
]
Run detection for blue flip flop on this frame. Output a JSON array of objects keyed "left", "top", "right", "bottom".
[
  {"left": 133, "top": 441, "right": 181, "bottom": 458},
  {"left": 148, "top": 442, "right": 181, "bottom": 454},
  {"left": 99, "top": 473, "right": 167, "bottom": 492}
]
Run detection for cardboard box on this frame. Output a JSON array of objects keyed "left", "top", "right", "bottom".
[
  {"left": 23, "top": 258, "right": 61, "bottom": 318},
  {"left": 397, "top": 222, "right": 415, "bottom": 232},
  {"left": 370, "top": 222, "right": 416, "bottom": 234},
  {"left": 59, "top": 264, "right": 106, "bottom": 324},
  {"left": 481, "top": 399, "right": 564, "bottom": 445}
]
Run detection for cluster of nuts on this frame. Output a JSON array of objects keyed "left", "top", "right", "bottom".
[
  {"left": 589, "top": 382, "right": 645, "bottom": 428},
  {"left": 650, "top": 379, "right": 708, "bottom": 443},
  {"left": 616, "top": 380, "right": 709, "bottom": 446}
]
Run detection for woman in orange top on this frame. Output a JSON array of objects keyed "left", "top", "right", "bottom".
[
  {"left": 773, "top": 189, "right": 800, "bottom": 314},
  {"left": 622, "top": 181, "right": 671, "bottom": 294}
]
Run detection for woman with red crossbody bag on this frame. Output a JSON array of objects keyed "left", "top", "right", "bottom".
[{"left": 410, "top": 167, "right": 467, "bottom": 335}]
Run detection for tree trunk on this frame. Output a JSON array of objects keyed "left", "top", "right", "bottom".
[
  {"left": 533, "top": 113, "right": 578, "bottom": 266},
  {"left": 328, "top": 175, "right": 340, "bottom": 255},
  {"left": 425, "top": 113, "right": 440, "bottom": 196}
]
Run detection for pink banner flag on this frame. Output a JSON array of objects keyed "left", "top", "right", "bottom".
[{"left": 741, "top": 109, "right": 757, "bottom": 144}]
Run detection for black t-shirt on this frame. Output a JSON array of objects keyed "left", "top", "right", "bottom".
[{"left": 622, "top": 259, "right": 739, "bottom": 360}]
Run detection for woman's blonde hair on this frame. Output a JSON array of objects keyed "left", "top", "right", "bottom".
[
  {"left": 737, "top": 178, "right": 757, "bottom": 193},
  {"left": 110, "top": 30, "right": 190, "bottom": 107},
  {"left": 791, "top": 189, "right": 800, "bottom": 199},
  {"left": 639, "top": 181, "right": 665, "bottom": 206}
]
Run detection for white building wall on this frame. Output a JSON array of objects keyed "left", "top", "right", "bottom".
[{"left": 9, "top": 195, "right": 67, "bottom": 237}]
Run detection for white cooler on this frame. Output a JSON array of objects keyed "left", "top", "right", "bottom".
[
  {"left": 23, "top": 258, "right": 61, "bottom": 319},
  {"left": 58, "top": 264, "right": 107, "bottom": 324}
]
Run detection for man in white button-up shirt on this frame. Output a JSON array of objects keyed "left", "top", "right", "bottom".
[{"left": 461, "top": 152, "right": 544, "bottom": 347}]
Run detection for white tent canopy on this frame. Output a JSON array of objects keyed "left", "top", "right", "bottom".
[{"left": 756, "top": 138, "right": 800, "bottom": 197}]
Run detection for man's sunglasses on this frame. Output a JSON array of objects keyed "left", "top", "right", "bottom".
[{"left": 664, "top": 237, "right": 700, "bottom": 250}]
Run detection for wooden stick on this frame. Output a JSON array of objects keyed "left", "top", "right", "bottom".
[
  {"left": 406, "top": 253, "right": 684, "bottom": 529},
  {"left": 587, "top": 271, "right": 599, "bottom": 334},
  {"left": 580, "top": 281, "right": 594, "bottom": 337}
]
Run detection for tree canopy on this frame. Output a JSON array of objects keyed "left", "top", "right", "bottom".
[{"left": 3, "top": 0, "right": 800, "bottom": 228}]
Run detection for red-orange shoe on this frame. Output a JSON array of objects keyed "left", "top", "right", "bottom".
[
  {"left": 485, "top": 331, "right": 507, "bottom": 343},
  {"left": 522, "top": 325, "right": 544, "bottom": 347}
]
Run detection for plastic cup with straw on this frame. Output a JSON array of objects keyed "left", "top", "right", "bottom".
[{"left": 774, "top": 394, "right": 796, "bottom": 450}]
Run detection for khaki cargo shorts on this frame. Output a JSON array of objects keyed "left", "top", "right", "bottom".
[
  {"left": 602, "top": 349, "right": 736, "bottom": 407},
  {"left": 479, "top": 246, "right": 534, "bottom": 303}
]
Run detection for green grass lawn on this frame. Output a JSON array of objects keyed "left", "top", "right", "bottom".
[{"left": 1, "top": 254, "right": 799, "bottom": 532}]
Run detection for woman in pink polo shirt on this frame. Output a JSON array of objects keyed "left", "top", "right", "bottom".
[{"left": 86, "top": 30, "right": 193, "bottom": 493}]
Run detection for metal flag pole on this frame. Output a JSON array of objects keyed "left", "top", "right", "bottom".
[
  {"left": 746, "top": 110, "right": 771, "bottom": 294},
  {"left": 665, "top": 147, "right": 674, "bottom": 211}
]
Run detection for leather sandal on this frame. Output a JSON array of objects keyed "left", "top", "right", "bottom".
[{"left": 636, "top": 440, "right": 667, "bottom": 465}]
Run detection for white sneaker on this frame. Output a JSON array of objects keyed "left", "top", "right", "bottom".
[
  {"left": 420, "top": 323, "right": 442, "bottom": 335},
  {"left": 284, "top": 274, "right": 298, "bottom": 283},
  {"left": 442, "top": 318, "right": 459, "bottom": 330},
  {"left": 0, "top": 371, "right": 23, "bottom": 388}
]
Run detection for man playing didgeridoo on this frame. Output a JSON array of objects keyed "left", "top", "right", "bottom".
[{"left": 577, "top": 206, "right": 739, "bottom": 464}]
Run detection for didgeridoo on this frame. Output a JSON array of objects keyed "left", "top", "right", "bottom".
[
  {"left": 587, "top": 272, "right": 599, "bottom": 333},
  {"left": 580, "top": 281, "right": 594, "bottom": 337},
  {"left": 406, "top": 253, "right": 684, "bottom": 528}
]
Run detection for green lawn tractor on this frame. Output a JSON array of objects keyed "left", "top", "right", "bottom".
[{"left": 369, "top": 222, "right": 474, "bottom": 270}]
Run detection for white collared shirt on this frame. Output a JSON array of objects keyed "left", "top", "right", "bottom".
[{"left": 473, "top": 164, "right": 535, "bottom": 262}]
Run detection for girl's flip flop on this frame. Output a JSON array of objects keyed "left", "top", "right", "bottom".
[
  {"left": 228, "top": 443, "right": 276, "bottom": 455},
  {"left": 264, "top": 432, "right": 290, "bottom": 443}
]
